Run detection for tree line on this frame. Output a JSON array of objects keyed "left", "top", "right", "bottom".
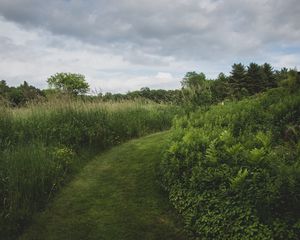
[
  {"left": 1, "top": 63, "right": 298, "bottom": 107},
  {"left": 182, "top": 63, "right": 298, "bottom": 108},
  {"left": 0, "top": 80, "right": 45, "bottom": 106}
]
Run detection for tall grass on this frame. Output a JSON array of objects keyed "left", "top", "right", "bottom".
[{"left": 0, "top": 98, "right": 181, "bottom": 239}]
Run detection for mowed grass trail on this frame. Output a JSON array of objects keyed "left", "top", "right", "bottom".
[{"left": 20, "top": 132, "right": 187, "bottom": 240}]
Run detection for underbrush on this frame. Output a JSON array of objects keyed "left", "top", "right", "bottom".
[
  {"left": 160, "top": 87, "right": 300, "bottom": 239},
  {"left": 0, "top": 99, "right": 181, "bottom": 239}
]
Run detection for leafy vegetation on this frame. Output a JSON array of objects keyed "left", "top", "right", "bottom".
[
  {"left": 95, "top": 62, "right": 287, "bottom": 106},
  {"left": 99, "top": 87, "right": 184, "bottom": 104},
  {"left": 0, "top": 62, "right": 288, "bottom": 107},
  {"left": 160, "top": 82, "right": 300, "bottom": 239},
  {"left": 0, "top": 99, "right": 181, "bottom": 239},
  {"left": 181, "top": 63, "right": 290, "bottom": 109},
  {"left": 47, "top": 72, "right": 90, "bottom": 95},
  {"left": 1, "top": 64, "right": 299, "bottom": 239},
  {"left": 0, "top": 80, "right": 45, "bottom": 107}
]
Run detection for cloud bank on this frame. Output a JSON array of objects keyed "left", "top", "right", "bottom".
[{"left": 0, "top": 0, "right": 299, "bottom": 92}]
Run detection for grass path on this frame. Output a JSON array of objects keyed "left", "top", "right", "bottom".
[{"left": 20, "top": 132, "right": 187, "bottom": 240}]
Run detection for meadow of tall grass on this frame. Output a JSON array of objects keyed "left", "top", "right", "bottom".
[{"left": 0, "top": 97, "right": 181, "bottom": 239}]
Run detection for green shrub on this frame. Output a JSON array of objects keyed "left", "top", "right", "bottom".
[{"left": 160, "top": 87, "right": 300, "bottom": 239}]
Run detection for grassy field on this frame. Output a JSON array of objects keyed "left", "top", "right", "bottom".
[
  {"left": 19, "top": 131, "right": 187, "bottom": 240},
  {"left": 0, "top": 99, "right": 181, "bottom": 239}
]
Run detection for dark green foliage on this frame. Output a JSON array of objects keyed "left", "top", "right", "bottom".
[
  {"left": 0, "top": 80, "right": 9, "bottom": 97},
  {"left": 245, "top": 62, "right": 278, "bottom": 95},
  {"left": 211, "top": 73, "right": 230, "bottom": 102},
  {"left": 228, "top": 63, "right": 248, "bottom": 98},
  {"left": 160, "top": 87, "right": 300, "bottom": 239},
  {"left": 99, "top": 88, "right": 183, "bottom": 104},
  {"left": 222, "top": 62, "right": 282, "bottom": 100},
  {"left": 179, "top": 62, "right": 283, "bottom": 107},
  {"left": 246, "top": 62, "right": 264, "bottom": 94},
  {"left": 0, "top": 81, "right": 45, "bottom": 107},
  {"left": 262, "top": 63, "right": 277, "bottom": 89}
]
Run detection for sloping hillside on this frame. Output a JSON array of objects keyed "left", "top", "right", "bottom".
[{"left": 161, "top": 87, "right": 300, "bottom": 239}]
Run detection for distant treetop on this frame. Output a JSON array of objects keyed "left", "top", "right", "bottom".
[{"left": 47, "top": 72, "right": 89, "bottom": 95}]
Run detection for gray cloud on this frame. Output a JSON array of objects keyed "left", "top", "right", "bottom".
[
  {"left": 0, "top": 0, "right": 299, "bottom": 92},
  {"left": 1, "top": 0, "right": 299, "bottom": 58}
]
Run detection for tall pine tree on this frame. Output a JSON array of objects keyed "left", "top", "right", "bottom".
[
  {"left": 229, "top": 63, "right": 247, "bottom": 98},
  {"left": 261, "top": 63, "right": 276, "bottom": 89},
  {"left": 246, "top": 62, "right": 263, "bottom": 94}
]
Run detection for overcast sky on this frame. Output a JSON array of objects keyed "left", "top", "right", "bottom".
[{"left": 0, "top": 0, "right": 299, "bottom": 93}]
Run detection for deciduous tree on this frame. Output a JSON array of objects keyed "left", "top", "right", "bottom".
[{"left": 47, "top": 73, "right": 89, "bottom": 95}]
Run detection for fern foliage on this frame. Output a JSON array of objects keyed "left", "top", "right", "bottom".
[{"left": 161, "top": 87, "right": 300, "bottom": 239}]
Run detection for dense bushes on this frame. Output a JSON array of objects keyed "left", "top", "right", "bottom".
[
  {"left": 0, "top": 80, "right": 45, "bottom": 107},
  {"left": 160, "top": 87, "right": 300, "bottom": 239},
  {"left": 0, "top": 99, "right": 181, "bottom": 239}
]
